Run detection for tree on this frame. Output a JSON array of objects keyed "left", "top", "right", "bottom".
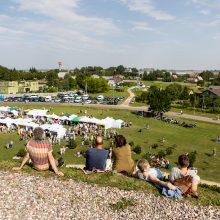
[
  {"left": 199, "top": 71, "right": 214, "bottom": 81},
  {"left": 147, "top": 86, "right": 171, "bottom": 113},
  {"left": 180, "top": 86, "right": 190, "bottom": 100},
  {"left": 165, "top": 83, "right": 183, "bottom": 101}
]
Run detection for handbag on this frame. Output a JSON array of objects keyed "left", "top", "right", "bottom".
[{"left": 173, "top": 175, "right": 193, "bottom": 195}]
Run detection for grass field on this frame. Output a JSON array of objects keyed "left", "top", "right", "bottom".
[
  {"left": 1, "top": 103, "right": 220, "bottom": 182},
  {"left": 0, "top": 103, "right": 220, "bottom": 206},
  {"left": 142, "top": 81, "right": 200, "bottom": 91}
]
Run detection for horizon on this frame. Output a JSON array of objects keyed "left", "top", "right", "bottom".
[{"left": 1, "top": 0, "right": 220, "bottom": 70}]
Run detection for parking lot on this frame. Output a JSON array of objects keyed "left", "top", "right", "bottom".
[{"left": 0, "top": 91, "right": 125, "bottom": 106}]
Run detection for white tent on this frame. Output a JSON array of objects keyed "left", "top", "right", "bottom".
[
  {"left": 47, "top": 113, "right": 60, "bottom": 120},
  {"left": 27, "top": 109, "right": 48, "bottom": 117},
  {"left": 40, "top": 124, "right": 66, "bottom": 139},
  {"left": 101, "top": 117, "right": 124, "bottom": 129}
]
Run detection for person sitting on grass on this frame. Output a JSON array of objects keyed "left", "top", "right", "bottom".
[
  {"left": 112, "top": 135, "right": 134, "bottom": 174},
  {"left": 84, "top": 136, "right": 109, "bottom": 171},
  {"left": 136, "top": 159, "right": 176, "bottom": 191},
  {"left": 12, "top": 127, "right": 64, "bottom": 176},
  {"left": 169, "top": 154, "right": 200, "bottom": 198}
]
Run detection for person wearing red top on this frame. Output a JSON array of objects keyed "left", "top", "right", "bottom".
[{"left": 13, "top": 127, "right": 64, "bottom": 176}]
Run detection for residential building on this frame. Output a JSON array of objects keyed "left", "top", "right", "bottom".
[
  {"left": 0, "top": 81, "right": 40, "bottom": 94},
  {"left": 200, "top": 86, "right": 220, "bottom": 98}
]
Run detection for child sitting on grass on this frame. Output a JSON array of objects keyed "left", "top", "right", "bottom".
[{"left": 136, "top": 159, "right": 176, "bottom": 191}]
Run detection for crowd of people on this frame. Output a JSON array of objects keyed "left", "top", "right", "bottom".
[{"left": 13, "top": 126, "right": 200, "bottom": 199}]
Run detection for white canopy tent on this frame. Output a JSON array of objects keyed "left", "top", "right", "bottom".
[{"left": 27, "top": 109, "right": 48, "bottom": 117}]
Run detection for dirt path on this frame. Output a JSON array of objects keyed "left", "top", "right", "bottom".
[{"left": 121, "top": 87, "right": 136, "bottom": 106}]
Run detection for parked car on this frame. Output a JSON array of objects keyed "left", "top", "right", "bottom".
[
  {"left": 96, "top": 95, "right": 104, "bottom": 101},
  {"left": 74, "top": 96, "right": 82, "bottom": 103}
]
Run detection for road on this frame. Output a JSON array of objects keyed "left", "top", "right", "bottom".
[{"left": 2, "top": 101, "right": 220, "bottom": 125}]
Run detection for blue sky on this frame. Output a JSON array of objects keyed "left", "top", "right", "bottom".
[{"left": 0, "top": 0, "right": 220, "bottom": 70}]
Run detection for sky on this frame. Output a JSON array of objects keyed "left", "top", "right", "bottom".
[{"left": 0, "top": 0, "right": 220, "bottom": 70}]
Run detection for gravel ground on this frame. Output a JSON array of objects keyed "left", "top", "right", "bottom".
[{"left": 0, "top": 171, "right": 219, "bottom": 220}]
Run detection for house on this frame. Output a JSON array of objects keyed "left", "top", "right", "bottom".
[
  {"left": 200, "top": 86, "right": 220, "bottom": 97},
  {"left": 58, "top": 72, "right": 68, "bottom": 78},
  {"left": 113, "top": 74, "right": 124, "bottom": 84},
  {"left": 0, "top": 81, "right": 40, "bottom": 94}
]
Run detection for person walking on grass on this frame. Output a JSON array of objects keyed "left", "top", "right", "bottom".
[{"left": 12, "top": 127, "right": 64, "bottom": 176}]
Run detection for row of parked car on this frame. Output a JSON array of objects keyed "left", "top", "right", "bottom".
[{"left": 1, "top": 93, "right": 125, "bottom": 105}]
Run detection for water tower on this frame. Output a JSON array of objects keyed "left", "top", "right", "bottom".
[{"left": 58, "top": 61, "right": 62, "bottom": 71}]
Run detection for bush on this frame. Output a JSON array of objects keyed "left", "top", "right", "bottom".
[
  {"left": 129, "top": 141, "right": 134, "bottom": 147},
  {"left": 151, "top": 143, "right": 159, "bottom": 149},
  {"left": 84, "top": 139, "right": 90, "bottom": 145},
  {"left": 157, "top": 150, "right": 166, "bottom": 158},
  {"left": 188, "top": 151, "right": 197, "bottom": 167},
  {"left": 68, "top": 139, "right": 77, "bottom": 149},
  {"left": 133, "top": 145, "right": 142, "bottom": 154},
  {"left": 165, "top": 147, "right": 174, "bottom": 156},
  {"left": 16, "top": 148, "right": 26, "bottom": 157}
]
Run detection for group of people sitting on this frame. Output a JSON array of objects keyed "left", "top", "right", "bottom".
[{"left": 13, "top": 127, "right": 200, "bottom": 199}]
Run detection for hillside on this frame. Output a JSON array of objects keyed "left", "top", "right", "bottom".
[{"left": 0, "top": 171, "right": 219, "bottom": 220}]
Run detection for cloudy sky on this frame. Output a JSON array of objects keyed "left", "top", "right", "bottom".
[{"left": 0, "top": 0, "right": 220, "bottom": 70}]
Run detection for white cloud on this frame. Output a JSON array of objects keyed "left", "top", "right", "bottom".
[
  {"left": 200, "top": 10, "right": 210, "bottom": 15},
  {"left": 120, "top": 0, "right": 175, "bottom": 21},
  {"left": 132, "top": 21, "right": 158, "bottom": 32},
  {"left": 13, "top": 0, "right": 119, "bottom": 35}
]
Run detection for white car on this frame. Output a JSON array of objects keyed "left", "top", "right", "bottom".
[
  {"left": 74, "top": 96, "right": 82, "bottom": 103},
  {"left": 82, "top": 94, "right": 89, "bottom": 100},
  {"left": 96, "top": 95, "right": 104, "bottom": 101},
  {"left": 84, "top": 99, "right": 92, "bottom": 104}
]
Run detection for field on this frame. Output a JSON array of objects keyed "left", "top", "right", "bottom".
[
  {"left": 1, "top": 103, "right": 220, "bottom": 206},
  {"left": 1, "top": 103, "right": 220, "bottom": 182}
]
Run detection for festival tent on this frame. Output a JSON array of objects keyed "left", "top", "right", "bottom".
[
  {"left": 89, "top": 117, "right": 103, "bottom": 125},
  {"left": 0, "top": 117, "right": 15, "bottom": 127},
  {"left": 101, "top": 117, "right": 124, "bottom": 129},
  {"left": 71, "top": 117, "right": 80, "bottom": 123},
  {"left": 27, "top": 109, "right": 48, "bottom": 117},
  {"left": 46, "top": 113, "right": 60, "bottom": 120},
  {"left": 79, "top": 116, "right": 93, "bottom": 123},
  {"left": 59, "top": 116, "right": 70, "bottom": 121},
  {"left": 40, "top": 124, "right": 66, "bottom": 139},
  {"left": 69, "top": 114, "right": 78, "bottom": 120}
]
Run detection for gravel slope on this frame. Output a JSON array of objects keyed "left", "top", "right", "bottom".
[{"left": 0, "top": 171, "right": 219, "bottom": 220}]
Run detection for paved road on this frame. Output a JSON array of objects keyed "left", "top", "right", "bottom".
[{"left": 2, "top": 101, "right": 220, "bottom": 124}]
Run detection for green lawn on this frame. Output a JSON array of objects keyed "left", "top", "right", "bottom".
[
  {"left": 142, "top": 81, "right": 200, "bottom": 91},
  {"left": 0, "top": 103, "right": 220, "bottom": 206},
  {"left": 1, "top": 103, "right": 220, "bottom": 182}
]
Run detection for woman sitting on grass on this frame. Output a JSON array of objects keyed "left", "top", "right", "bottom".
[{"left": 112, "top": 135, "right": 134, "bottom": 174}]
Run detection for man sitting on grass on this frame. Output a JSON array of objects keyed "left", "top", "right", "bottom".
[
  {"left": 84, "top": 136, "right": 109, "bottom": 171},
  {"left": 13, "top": 127, "right": 64, "bottom": 176}
]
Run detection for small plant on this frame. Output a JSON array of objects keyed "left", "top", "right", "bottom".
[
  {"left": 16, "top": 148, "right": 26, "bottom": 157},
  {"left": 151, "top": 143, "right": 159, "bottom": 149},
  {"left": 84, "top": 139, "right": 90, "bottom": 145},
  {"left": 188, "top": 151, "right": 197, "bottom": 167},
  {"left": 110, "top": 198, "right": 136, "bottom": 210},
  {"left": 133, "top": 145, "right": 142, "bottom": 154},
  {"left": 157, "top": 150, "right": 166, "bottom": 158},
  {"left": 68, "top": 138, "right": 77, "bottom": 149},
  {"left": 165, "top": 147, "right": 173, "bottom": 156},
  {"left": 129, "top": 141, "right": 134, "bottom": 147}
]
